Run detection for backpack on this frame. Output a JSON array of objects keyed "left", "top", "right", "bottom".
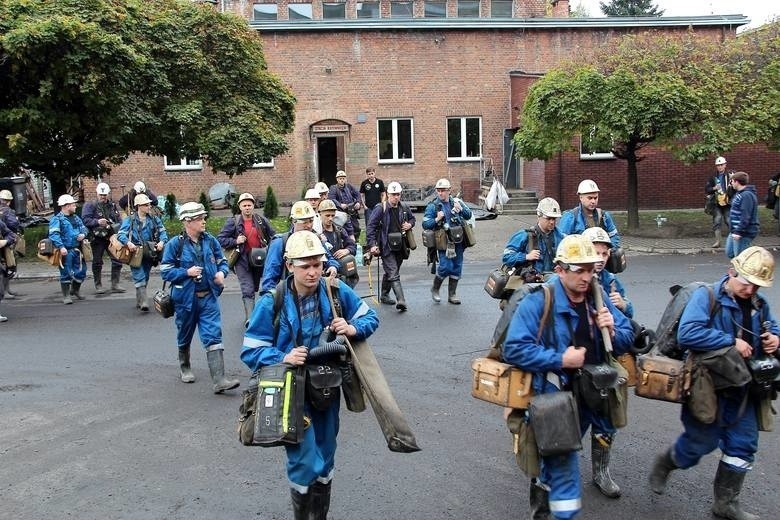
[
  {"left": 487, "top": 282, "right": 554, "bottom": 361},
  {"left": 652, "top": 282, "right": 720, "bottom": 360}
]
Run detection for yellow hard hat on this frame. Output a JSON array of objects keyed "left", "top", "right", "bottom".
[
  {"left": 581, "top": 227, "right": 611, "bottom": 245},
  {"left": 554, "top": 234, "right": 601, "bottom": 265},
  {"left": 238, "top": 192, "right": 255, "bottom": 204},
  {"left": 290, "top": 200, "right": 316, "bottom": 220},
  {"left": 318, "top": 199, "right": 337, "bottom": 213},
  {"left": 285, "top": 230, "right": 327, "bottom": 261},
  {"left": 0, "top": 189, "right": 13, "bottom": 200},
  {"left": 134, "top": 194, "right": 152, "bottom": 206},
  {"left": 731, "top": 246, "right": 774, "bottom": 287}
]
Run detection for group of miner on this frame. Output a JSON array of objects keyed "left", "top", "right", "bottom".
[{"left": 0, "top": 162, "right": 777, "bottom": 520}]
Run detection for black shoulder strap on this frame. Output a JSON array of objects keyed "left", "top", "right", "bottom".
[{"left": 526, "top": 228, "right": 537, "bottom": 254}]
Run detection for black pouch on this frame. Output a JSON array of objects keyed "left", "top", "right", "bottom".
[
  {"left": 340, "top": 359, "right": 366, "bottom": 412},
  {"left": 306, "top": 363, "right": 343, "bottom": 411},
  {"left": 529, "top": 391, "right": 582, "bottom": 456},
  {"left": 249, "top": 247, "right": 268, "bottom": 269},
  {"left": 687, "top": 360, "right": 717, "bottom": 424},
  {"left": 574, "top": 363, "right": 619, "bottom": 415},
  {"left": 447, "top": 225, "right": 464, "bottom": 244},
  {"left": 747, "top": 356, "right": 780, "bottom": 400},
  {"left": 243, "top": 364, "right": 306, "bottom": 447},
  {"left": 692, "top": 347, "right": 752, "bottom": 390},
  {"left": 387, "top": 232, "right": 404, "bottom": 251},
  {"left": 143, "top": 241, "right": 160, "bottom": 265}
]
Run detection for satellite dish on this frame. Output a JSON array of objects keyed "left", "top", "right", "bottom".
[{"left": 208, "top": 182, "right": 237, "bottom": 209}]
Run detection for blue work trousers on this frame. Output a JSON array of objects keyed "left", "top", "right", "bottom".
[{"left": 175, "top": 292, "right": 223, "bottom": 350}]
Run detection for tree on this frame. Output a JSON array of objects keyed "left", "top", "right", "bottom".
[
  {"left": 514, "top": 31, "right": 742, "bottom": 230},
  {"left": 0, "top": 0, "right": 295, "bottom": 195},
  {"left": 600, "top": 0, "right": 664, "bottom": 17}
]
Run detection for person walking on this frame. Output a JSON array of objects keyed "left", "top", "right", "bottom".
[
  {"left": 502, "top": 197, "right": 564, "bottom": 280},
  {"left": 318, "top": 199, "right": 359, "bottom": 289},
  {"left": 328, "top": 170, "right": 363, "bottom": 241},
  {"left": 81, "top": 182, "right": 126, "bottom": 294},
  {"left": 159, "top": 202, "right": 238, "bottom": 393},
  {"left": 359, "top": 167, "right": 386, "bottom": 229},
  {"left": 726, "top": 172, "right": 759, "bottom": 260},
  {"left": 706, "top": 156, "right": 734, "bottom": 248},
  {"left": 217, "top": 192, "right": 276, "bottom": 322},
  {"left": 581, "top": 227, "right": 634, "bottom": 319},
  {"left": 558, "top": 180, "right": 620, "bottom": 248},
  {"left": 117, "top": 194, "right": 168, "bottom": 312},
  {"left": 366, "top": 181, "right": 415, "bottom": 311},
  {"left": 49, "top": 194, "right": 89, "bottom": 304},
  {"left": 0, "top": 218, "right": 17, "bottom": 321},
  {"left": 422, "top": 178, "right": 472, "bottom": 304},
  {"left": 503, "top": 234, "right": 634, "bottom": 519},
  {"left": 0, "top": 189, "right": 21, "bottom": 299},
  {"left": 118, "top": 180, "right": 158, "bottom": 215},
  {"left": 241, "top": 230, "right": 379, "bottom": 520},
  {"left": 649, "top": 246, "right": 779, "bottom": 520}
]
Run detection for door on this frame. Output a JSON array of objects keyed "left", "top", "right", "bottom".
[
  {"left": 503, "top": 128, "right": 520, "bottom": 189},
  {"left": 317, "top": 136, "right": 340, "bottom": 187}
]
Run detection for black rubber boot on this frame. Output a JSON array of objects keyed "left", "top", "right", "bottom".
[
  {"left": 93, "top": 267, "right": 104, "bottom": 294},
  {"left": 178, "top": 346, "right": 195, "bottom": 383},
  {"left": 529, "top": 479, "right": 551, "bottom": 520},
  {"left": 431, "top": 276, "right": 443, "bottom": 303},
  {"left": 61, "top": 283, "right": 73, "bottom": 305},
  {"left": 391, "top": 281, "right": 407, "bottom": 312},
  {"left": 5, "top": 279, "right": 17, "bottom": 299},
  {"left": 649, "top": 447, "right": 678, "bottom": 495},
  {"left": 110, "top": 266, "right": 126, "bottom": 293},
  {"left": 379, "top": 278, "right": 395, "bottom": 305},
  {"left": 712, "top": 463, "right": 759, "bottom": 520},
  {"left": 70, "top": 281, "right": 85, "bottom": 300},
  {"left": 309, "top": 481, "right": 332, "bottom": 520},
  {"left": 592, "top": 434, "right": 621, "bottom": 498},
  {"left": 206, "top": 349, "right": 240, "bottom": 394},
  {"left": 290, "top": 489, "right": 310, "bottom": 520},
  {"left": 447, "top": 277, "right": 461, "bottom": 304}
]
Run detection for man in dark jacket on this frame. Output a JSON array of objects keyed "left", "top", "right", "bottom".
[{"left": 726, "top": 171, "right": 759, "bottom": 259}]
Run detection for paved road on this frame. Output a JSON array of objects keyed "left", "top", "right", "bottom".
[{"left": 2, "top": 254, "right": 778, "bottom": 519}]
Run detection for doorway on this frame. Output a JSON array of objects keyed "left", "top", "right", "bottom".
[{"left": 317, "top": 136, "right": 341, "bottom": 187}]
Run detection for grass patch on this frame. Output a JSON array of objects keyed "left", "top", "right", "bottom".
[{"left": 612, "top": 208, "right": 777, "bottom": 238}]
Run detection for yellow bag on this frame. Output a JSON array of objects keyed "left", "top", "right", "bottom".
[
  {"left": 108, "top": 234, "right": 133, "bottom": 264},
  {"left": 81, "top": 240, "right": 93, "bottom": 262}
]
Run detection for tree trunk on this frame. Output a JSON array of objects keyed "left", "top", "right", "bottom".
[{"left": 626, "top": 146, "right": 640, "bottom": 231}]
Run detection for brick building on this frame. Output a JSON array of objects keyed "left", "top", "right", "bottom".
[{"left": 97, "top": 1, "right": 780, "bottom": 211}]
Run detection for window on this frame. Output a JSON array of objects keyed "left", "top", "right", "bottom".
[
  {"left": 357, "top": 2, "right": 380, "bottom": 18},
  {"left": 164, "top": 155, "right": 203, "bottom": 171},
  {"left": 457, "top": 0, "right": 480, "bottom": 17},
  {"left": 391, "top": 1, "right": 414, "bottom": 18},
  {"left": 424, "top": 1, "right": 447, "bottom": 17},
  {"left": 447, "top": 117, "right": 481, "bottom": 160},
  {"left": 490, "top": 0, "right": 513, "bottom": 18},
  {"left": 252, "top": 159, "right": 274, "bottom": 168},
  {"left": 253, "top": 3, "right": 278, "bottom": 20},
  {"left": 323, "top": 2, "right": 346, "bottom": 19},
  {"left": 378, "top": 119, "right": 414, "bottom": 163},
  {"left": 288, "top": 3, "right": 313, "bottom": 20},
  {"left": 580, "top": 126, "right": 615, "bottom": 159}
]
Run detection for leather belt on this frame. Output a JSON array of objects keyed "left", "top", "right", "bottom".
[{"left": 195, "top": 290, "right": 210, "bottom": 298}]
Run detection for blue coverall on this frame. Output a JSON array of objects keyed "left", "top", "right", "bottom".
[
  {"left": 422, "top": 196, "right": 473, "bottom": 279},
  {"left": 48, "top": 212, "right": 88, "bottom": 284},
  {"left": 502, "top": 226, "right": 564, "bottom": 273},
  {"left": 160, "top": 233, "right": 228, "bottom": 352},
  {"left": 502, "top": 278, "right": 634, "bottom": 519},
  {"left": 557, "top": 206, "right": 621, "bottom": 248},
  {"left": 260, "top": 233, "right": 341, "bottom": 293},
  {"left": 674, "top": 276, "right": 780, "bottom": 474},
  {"left": 117, "top": 214, "right": 168, "bottom": 288},
  {"left": 241, "top": 277, "right": 378, "bottom": 492}
]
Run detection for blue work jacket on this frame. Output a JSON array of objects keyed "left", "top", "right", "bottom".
[
  {"left": 558, "top": 205, "right": 621, "bottom": 248},
  {"left": 49, "top": 212, "right": 88, "bottom": 249},
  {"left": 502, "top": 226, "right": 564, "bottom": 272},
  {"left": 117, "top": 214, "right": 168, "bottom": 245}
]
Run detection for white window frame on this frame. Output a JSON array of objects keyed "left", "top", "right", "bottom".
[
  {"left": 579, "top": 126, "right": 615, "bottom": 160},
  {"left": 252, "top": 159, "right": 275, "bottom": 168},
  {"left": 447, "top": 116, "right": 482, "bottom": 162},
  {"left": 164, "top": 155, "right": 203, "bottom": 171},
  {"left": 377, "top": 118, "right": 414, "bottom": 164}
]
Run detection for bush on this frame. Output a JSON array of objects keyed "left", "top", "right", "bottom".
[
  {"left": 164, "top": 193, "right": 177, "bottom": 221},
  {"left": 198, "top": 192, "right": 211, "bottom": 218},
  {"left": 264, "top": 186, "right": 279, "bottom": 219}
]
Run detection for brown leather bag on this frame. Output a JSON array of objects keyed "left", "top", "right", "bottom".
[
  {"left": 634, "top": 352, "right": 689, "bottom": 403},
  {"left": 471, "top": 357, "right": 534, "bottom": 409},
  {"left": 108, "top": 234, "right": 133, "bottom": 264}
]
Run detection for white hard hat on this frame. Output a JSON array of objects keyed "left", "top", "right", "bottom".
[
  {"left": 715, "top": 156, "right": 727, "bottom": 166},
  {"left": 577, "top": 179, "right": 599, "bottom": 194},
  {"left": 387, "top": 181, "right": 403, "bottom": 194},
  {"left": 335, "top": 170, "right": 347, "bottom": 178},
  {"left": 315, "top": 182, "right": 330, "bottom": 194},
  {"left": 318, "top": 199, "right": 337, "bottom": 213},
  {"left": 285, "top": 230, "right": 327, "bottom": 261},
  {"left": 581, "top": 226, "right": 611, "bottom": 245},
  {"left": 536, "top": 197, "right": 561, "bottom": 218},
  {"left": 57, "top": 194, "right": 77, "bottom": 206},
  {"left": 96, "top": 183, "right": 111, "bottom": 195},
  {"left": 435, "top": 178, "right": 451, "bottom": 189},
  {"left": 554, "top": 234, "right": 601, "bottom": 265},
  {"left": 304, "top": 188, "right": 320, "bottom": 200},
  {"left": 0, "top": 189, "right": 13, "bottom": 200},
  {"left": 133, "top": 181, "right": 146, "bottom": 193},
  {"left": 290, "top": 200, "right": 316, "bottom": 220},
  {"left": 134, "top": 194, "right": 152, "bottom": 206},
  {"left": 178, "top": 201, "right": 207, "bottom": 221},
  {"left": 238, "top": 192, "right": 255, "bottom": 204},
  {"left": 731, "top": 246, "right": 774, "bottom": 287}
]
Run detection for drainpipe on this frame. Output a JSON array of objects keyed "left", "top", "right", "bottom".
[{"left": 557, "top": 151, "right": 563, "bottom": 206}]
